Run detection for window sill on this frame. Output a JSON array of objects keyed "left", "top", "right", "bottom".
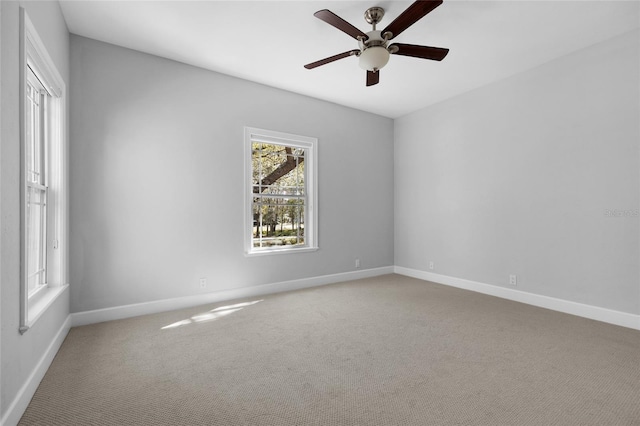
[
  {"left": 245, "top": 246, "right": 319, "bottom": 257},
  {"left": 22, "top": 284, "right": 69, "bottom": 333}
]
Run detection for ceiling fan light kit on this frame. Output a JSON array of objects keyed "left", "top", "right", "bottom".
[
  {"left": 359, "top": 45, "right": 390, "bottom": 72},
  {"left": 304, "top": 0, "right": 449, "bottom": 87}
]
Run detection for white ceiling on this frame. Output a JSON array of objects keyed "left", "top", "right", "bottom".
[{"left": 59, "top": 1, "right": 639, "bottom": 118}]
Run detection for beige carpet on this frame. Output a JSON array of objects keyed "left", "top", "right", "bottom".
[{"left": 19, "top": 274, "right": 640, "bottom": 425}]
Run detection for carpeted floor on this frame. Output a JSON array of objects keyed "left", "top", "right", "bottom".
[{"left": 19, "top": 274, "right": 640, "bottom": 425}]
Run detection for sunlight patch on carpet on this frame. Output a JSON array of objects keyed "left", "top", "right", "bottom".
[{"left": 161, "top": 300, "right": 263, "bottom": 330}]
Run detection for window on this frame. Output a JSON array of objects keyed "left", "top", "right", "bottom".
[
  {"left": 244, "top": 127, "right": 318, "bottom": 255},
  {"left": 25, "top": 67, "right": 49, "bottom": 298},
  {"left": 19, "top": 8, "right": 68, "bottom": 333}
]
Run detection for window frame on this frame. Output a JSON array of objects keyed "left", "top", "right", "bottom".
[
  {"left": 244, "top": 127, "right": 318, "bottom": 256},
  {"left": 19, "top": 8, "right": 68, "bottom": 334}
]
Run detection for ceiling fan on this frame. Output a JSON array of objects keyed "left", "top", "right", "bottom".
[{"left": 304, "top": 0, "right": 449, "bottom": 87}]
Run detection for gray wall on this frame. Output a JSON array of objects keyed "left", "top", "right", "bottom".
[
  {"left": 395, "top": 29, "right": 640, "bottom": 315},
  {"left": 69, "top": 35, "right": 394, "bottom": 313},
  {"left": 0, "top": 0, "right": 70, "bottom": 420}
]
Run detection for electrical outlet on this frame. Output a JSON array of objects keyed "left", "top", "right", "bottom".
[
  {"left": 355, "top": 258, "right": 360, "bottom": 269},
  {"left": 199, "top": 278, "right": 207, "bottom": 288},
  {"left": 429, "top": 261, "right": 434, "bottom": 270},
  {"left": 509, "top": 274, "right": 517, "bottom": 286}
]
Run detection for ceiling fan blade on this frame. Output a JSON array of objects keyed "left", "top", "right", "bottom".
[
  {"left": 382, "top": 0, "right": 443, "bottom": 40},
  {"left": 314, "top": 9, "right": 368, "bottom": 40},
  {"left": 304, "top": 50, "right": 360, "bottom": 69},
  {"left": 390, "top": 43, "right": 449, "bottom": 61},
  {"left": 366, "top": 70, "right": 380, "bottom": 87}
]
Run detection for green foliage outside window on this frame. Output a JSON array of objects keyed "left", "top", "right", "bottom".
[{"left": 252, "top": 143, "right": 306, "bottom": 248}]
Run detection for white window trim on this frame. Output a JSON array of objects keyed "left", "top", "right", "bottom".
[
  {"left": 19, "top": 8, "right": 69, "bottom": 334},
  {"left": 244, "top": 127, "right": 318, "bottom": 256}
]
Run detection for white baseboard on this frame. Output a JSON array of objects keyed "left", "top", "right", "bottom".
[
  {"left": 395, "top": 266, "right": 640, "bottom": 331},
  {"left": 71, "top": 266, "right": 394, "bottom": 327},
  {"left": 2, "top": 315, "right": 72, "bottom": 426}
]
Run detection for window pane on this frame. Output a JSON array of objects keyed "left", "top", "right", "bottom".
[
  {"left": 252, "top": 143, "right": 306, "bottom": 195},
  {"left": 26, "top": 186, "right": 46, "bottom": 294},
  {"left": 26, "top": 69, "right": 45, "bottom": 185},
  {"left": 26, "top": 82, "right": 39, "bottom": 183},
  {"left": 25, "top": 69, "right": 48, "bottom": 296},
  {"left": 252, "top": 196, "right": 305, "bottom": 248},
  {"left": 251, "top": 140, "right": 307, "bottom": 249}
]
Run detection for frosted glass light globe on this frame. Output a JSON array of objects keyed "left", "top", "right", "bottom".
[{"left": 358, "top": 46, "right": 390, "bottom": 71}]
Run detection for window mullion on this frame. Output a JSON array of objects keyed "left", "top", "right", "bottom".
[{"left": 38, "top": 89, "right": 47, "bottom": 287}]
